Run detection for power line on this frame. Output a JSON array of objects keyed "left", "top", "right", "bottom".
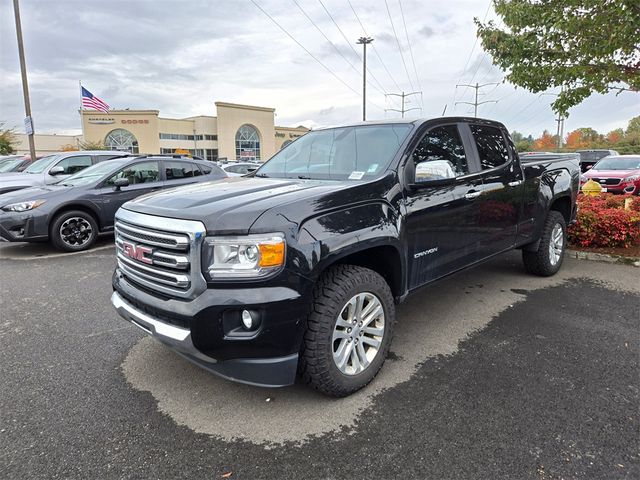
[
  {"left": 250, "top": 0, "right": 383, "bottom": 111},
  {"left": 346, "top": 0, "right": 403, "bottom": 94},
  {"left": 397, "top": 0, "right": 423, "bottom": 111},
  {"left": 383, "top": 0, "right": 415, "bottom": 92},
  {"left": 451, "top": 0, "right": 492, "bottom": 111},
  {"left": 455, "top": 82, "right": 500, "bottom": 117},
  {"left": 291, "top": 0, "right": 385, "bottom": 97},
  {"left": 316, "top": 0, "right": 388, "bottom": 96}
]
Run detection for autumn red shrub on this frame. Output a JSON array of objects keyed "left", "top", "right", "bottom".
[{"left": 568, "top": 195, "right": 640, "bottom": 248}]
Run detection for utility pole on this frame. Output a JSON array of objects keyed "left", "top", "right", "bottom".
[
  {"left": 455, "top": 82, "right": 499, "bottom": 117},
  {"left": 356, "top": 36, "right": 373, "bottom": 121},
  {"left": 554, "top": 114, "right": 565, "bottom": 150},
  {"left": 385, "top": 91, "right": 422, "bottom": 118},
  {"left": 13, "top": 0, "right": 36, "bottom": 160}
]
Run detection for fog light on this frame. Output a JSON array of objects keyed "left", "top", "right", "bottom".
[{"left": 241, "top": 310, "right": 254, "bottom": 329}]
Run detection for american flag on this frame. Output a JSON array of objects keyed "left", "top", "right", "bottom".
[{"left": 81, "top": 86, "right": 110, "bottom": 113}]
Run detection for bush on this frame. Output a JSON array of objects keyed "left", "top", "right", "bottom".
[{"left": 568, "top": 195, "right": 640, "bottom": 248}]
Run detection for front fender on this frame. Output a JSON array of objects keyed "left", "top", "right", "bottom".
[{"left": 297, "top": 201, "right": 404, "bottom": 281}]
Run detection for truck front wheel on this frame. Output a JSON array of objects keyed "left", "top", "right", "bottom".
[
  {"left": 299, "top": 265, "right": 396, "bottom": 397},
  {"left": 522, "top": 210, "right": 567, "bottom": 276}
]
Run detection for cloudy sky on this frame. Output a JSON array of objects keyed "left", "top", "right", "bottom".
[{"left": 1, "top": 0, "right": 638, "bottom": 138}]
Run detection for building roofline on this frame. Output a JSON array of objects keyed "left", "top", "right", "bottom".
[
  {"left": 275, "top": 125, "right": 310, "bottom": 131},
  {"left": 215, "top": 101, "right": 275, "bottom": 113},
  {"left": 80, "top": 109, "right": 160, "bottom": 115}
]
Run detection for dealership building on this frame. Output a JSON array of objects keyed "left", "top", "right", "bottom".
[{"left": 14, "top": 101, "right": 309, "bottom": 161}]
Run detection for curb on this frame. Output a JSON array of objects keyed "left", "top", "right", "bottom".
[{"left": 566, "top": 249, "right": 640, "bottom": 267}]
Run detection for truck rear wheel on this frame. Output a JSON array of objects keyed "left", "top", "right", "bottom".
[
  {"left": 299, "top": 265, "right": 395, "bottom": 397},
  {"left": 522, "top": 210, "right": 567, "bottom": 277}
]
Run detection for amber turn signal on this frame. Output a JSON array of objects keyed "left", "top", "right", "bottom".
[{"left": 258, "top": 242, "right": 285, "bottom": 267}]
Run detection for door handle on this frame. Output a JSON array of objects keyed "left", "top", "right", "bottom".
[
  {"left": 464, "top": 191, "right": 482, "bottom": 200},
  {"left": 507, "top": 180, "right": 523, "bottom": 187}
]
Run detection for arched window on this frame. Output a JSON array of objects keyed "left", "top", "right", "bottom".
[
  {"left": 235, "top": 124, "right": 261, "bottom": 161},
  {"left": 280, "top": 140, "right": 293, "bottom": 150},
  {"left": 105, "top": 129, "right": 139, "bottom": 153}
]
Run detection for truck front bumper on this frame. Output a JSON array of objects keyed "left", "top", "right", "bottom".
[
  {"left": 111, "top": 291, "right": 300, "bottom": 387},
  {"left": 111, "top": 268, "right": 314, "bottom": 387}
]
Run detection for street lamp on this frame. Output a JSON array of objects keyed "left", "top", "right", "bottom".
[{"left": 356, "top": 36, "right": 373, "bottom": 121}]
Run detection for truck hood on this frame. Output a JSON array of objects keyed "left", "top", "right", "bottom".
[{"left": 122, "top": 176, "right": 360, "bottom": 234}]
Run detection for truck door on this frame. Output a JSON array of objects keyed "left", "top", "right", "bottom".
[
  {"left": 403, "top": 123, "right": 484, "bottom": 288},
  {"left": 466, "top": 123, "right": 524, "bottom": 259}
]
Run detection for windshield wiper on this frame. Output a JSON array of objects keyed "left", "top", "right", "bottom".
[
  {"left": 253, "top": 173, "right": 270, "bottom": 178},
  {"left": 297, "top": 175, "right": 311, "bottom": 179}
]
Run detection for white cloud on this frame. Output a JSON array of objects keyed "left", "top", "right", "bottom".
[{"left": 1, "top": 0, "right": 638, "bottom": 136}]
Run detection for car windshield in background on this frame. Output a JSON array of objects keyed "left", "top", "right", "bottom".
[
  {"left": 23, "top": 154, "right": 60, "bottom": 173},
  {"left": 579, "top": 151, "right": 610, "bottom": 162},
  {"left": 61, "top": 159, "right": 129, "bottom": 186},
  {"left": 0, "top": 159, "right": 24, "bottom": 172},
  {"left": 256, "top": 124, "right": 413, "bottom": 180},
  {"left": 593, "top": 156, "right": 640, "bottom": 170}
]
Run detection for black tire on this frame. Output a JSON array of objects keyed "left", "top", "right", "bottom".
[
  {"left": 522, "top": 210, "right": 567, "bottom": 277},
  {"left": 299, "top": 264, "right": 395, "bottom": 397},
  {"left": 50, "top": 210, "right": 98, "bottom": 252}
]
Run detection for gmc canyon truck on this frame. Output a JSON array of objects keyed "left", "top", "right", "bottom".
[{"left": 111, "top": 117, "right": 579, "bottom": 397}]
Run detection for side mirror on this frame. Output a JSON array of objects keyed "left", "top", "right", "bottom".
[
  {"left": 410, "top": 160, "right": 456, "bottom": 188},
  {"left": 586, "top": 165, "right": 592, "bottom": 170},
  {"left": 49, "top": 166, "right": 65, "bottom": 176},
  {"left": 113, "top": 178, "right": 129, "bottom": 190},
  {"left": 246, "top": 167, "right": 257, "bottom": 173}
]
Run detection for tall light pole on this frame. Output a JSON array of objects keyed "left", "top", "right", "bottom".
[
  {"left": 356, "top": 36, "right": 373, "bottom": 121},
  {"left": 13, "top": 0, "right": 36, "bottom": 160}
]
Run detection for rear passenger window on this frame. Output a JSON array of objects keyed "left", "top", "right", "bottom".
[
  {"left": 470, "top": 125, "right": 510, "bottom": 169},
  {"left": 165, "top": 161, "right": 197, "bottom": 180},
  {"left": 412, "top": 125, "right": 469, "bottom": 180},
  {"left": 199, "top": 165, "right": 212, "bottom": 174}
]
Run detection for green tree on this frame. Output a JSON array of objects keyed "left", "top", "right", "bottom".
[
  {"left": 476, "top": 1, "right": 640, "bottom": 116},
  {"left": 0, "top": 123, "right": 17, "bottom": 155},
  {"left": 627, "top": 116, "right": 640, "bottom": 136}
]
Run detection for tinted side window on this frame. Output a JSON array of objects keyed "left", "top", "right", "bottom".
[
  {"left": 470, "top": 125, "right": 510, "bottom": 170},
  {"left": 106, "top": 161, "right": 159, "bottom": 185},
  {"left": 55, "top": 155, "right": 93, "bottom": 175},
  {"left": 413, "top": 125, "right": 469, "bottom": 181},
  {"left": 199, "top": 164, "right": 212, "bottom": 174},
  {"left": 165, "top": 161, "right": 197, "bottom": 180}
]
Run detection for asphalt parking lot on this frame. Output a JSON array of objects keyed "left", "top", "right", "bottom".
[{"left": 1, "top": 241, "right": 638, "bottom": 479}]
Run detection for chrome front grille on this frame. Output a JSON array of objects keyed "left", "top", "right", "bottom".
[{"left": 114, "top": 209, "right": 207, "bottom": 299}]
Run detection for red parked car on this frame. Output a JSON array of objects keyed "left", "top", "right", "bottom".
[{"left": 580, "top": 155, "right": 640, "bottom": 195}]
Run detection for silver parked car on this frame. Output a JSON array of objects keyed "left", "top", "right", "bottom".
[{"left": 0, "top": 150, "right": 131, "bottom": 195}]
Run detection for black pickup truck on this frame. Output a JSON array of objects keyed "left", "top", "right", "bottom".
[{"left": 111, "top": 117, "right": 579, "bottom": 397}]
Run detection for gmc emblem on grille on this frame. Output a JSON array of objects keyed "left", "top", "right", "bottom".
[{"left": 121, "top": 241, "right": 153, "bottom": 264}]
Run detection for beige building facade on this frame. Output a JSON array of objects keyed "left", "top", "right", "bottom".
[{"left": 14, "top": 102, "right": 309, "bottom": 161}]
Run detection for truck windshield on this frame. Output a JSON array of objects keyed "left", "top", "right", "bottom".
[{"left": 256, "top": 124, "right": 412, "bottom": 180}]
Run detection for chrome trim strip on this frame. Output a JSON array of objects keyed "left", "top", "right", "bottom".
[
  {"left": 117, "top": 253, "right": 190, "bottom": 288},
  {"left": 115, "top": 222, "right": 189, "bottom": 250},
  {"left": 111, "top": 291, "right": 215, "bottom": 363}
]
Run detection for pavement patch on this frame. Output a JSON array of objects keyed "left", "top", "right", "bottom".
[{"left": 122, "top": 256, "right": 640, "bottom": 445}]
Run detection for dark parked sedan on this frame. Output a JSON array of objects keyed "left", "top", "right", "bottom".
[{"left": 0, "top": 155, "right": 226, "bottom": 251}]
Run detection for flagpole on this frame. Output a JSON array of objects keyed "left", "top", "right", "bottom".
[{"left": 79, "top": 80, "right": 84, "bottom": 148}]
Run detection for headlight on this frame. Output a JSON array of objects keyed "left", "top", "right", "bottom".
[
  {"left": 623, "top": 175, "right": 639, "bottom": 183},
  {"left": 1, "top": 199, "right": 46, "bottom": 212},
  {"left": 201, "top": 233, "right": 285, "bottom": 280}
]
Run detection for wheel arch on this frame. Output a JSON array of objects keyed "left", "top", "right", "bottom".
[{"left": 49, "top": 203, "right": 102, "bottom": 234}]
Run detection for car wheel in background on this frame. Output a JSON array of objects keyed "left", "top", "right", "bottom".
[{"left": 50, "top": 210, "right": 98, "bottom": 252}]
